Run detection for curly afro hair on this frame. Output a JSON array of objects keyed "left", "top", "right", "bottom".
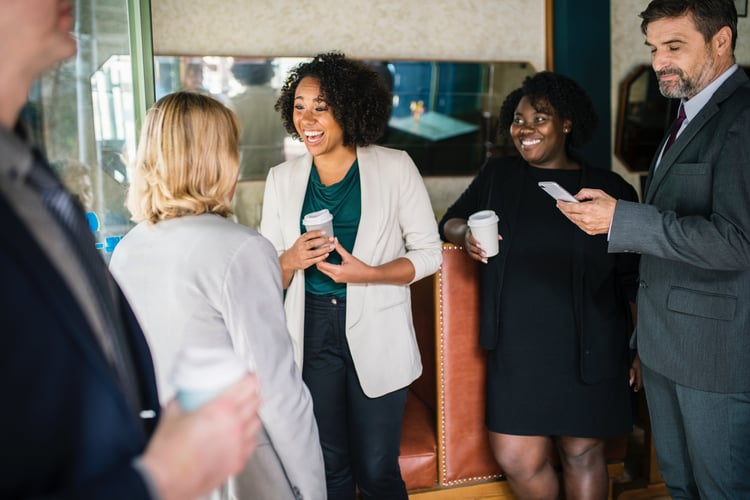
[
  {"left": 498, "top": 71, "right": 597, "bottom": 150},
  {"left": 275, "top": 52, "right": 392, "bottom": 147}
]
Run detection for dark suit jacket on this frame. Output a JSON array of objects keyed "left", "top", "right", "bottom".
[
  {"left": 439, "top": 156, "right": 639, "bottom": 384},
  {"left": 0, "top": 192, "right": 161, "bottom": 499},
  {"left": 610, "top": 67, "right": 750, "bottom": 393}
]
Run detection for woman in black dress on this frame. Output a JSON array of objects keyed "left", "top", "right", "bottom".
[{"left": 439, "top": 71, "right": 641, "bottom": 500}]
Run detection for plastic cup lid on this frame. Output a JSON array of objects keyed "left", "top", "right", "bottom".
[
  {"left": 170, "top": 346, "right": 246, "bottom": 391},
  {"left": 467, "top": 210, "right": 499, "bottom": 226},
  {"left": 303, "top": 209, "right": 333, "bottom": 225}
]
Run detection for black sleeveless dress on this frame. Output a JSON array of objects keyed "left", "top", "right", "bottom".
[{"left": 484, "top": 166, "right": 631, "bottom": 438}]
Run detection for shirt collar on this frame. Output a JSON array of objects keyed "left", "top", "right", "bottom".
[{"left": 681, "top": 64, "right": 739, "bottom": 121}]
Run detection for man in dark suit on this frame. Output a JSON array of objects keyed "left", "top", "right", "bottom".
[
  {"left": 559, "top": 0, "right": 750, "bottom": 497},
  {"left": 0, "top": 1, "right": 261, "bottom": 498}
]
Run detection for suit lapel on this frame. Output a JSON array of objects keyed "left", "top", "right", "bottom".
[
  {"left": 0, "top": 195, "right": 124, "bottom": 391},
  {"left": 646, "top": 104, "right": 718, "bottom": 203},
  {"left": 645, "top": 68, "right": 748, "bottom": 203}
]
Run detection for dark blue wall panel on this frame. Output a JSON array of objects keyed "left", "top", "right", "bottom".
[{"left": 554, "top": 0, "right": 611, "bottom": 170}]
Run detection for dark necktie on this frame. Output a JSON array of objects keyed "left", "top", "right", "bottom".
[
  {"left": 27, "top": 152, "right": 142, "bottom": 416},
  {"left": 663, "top": 104, "right": 686, "bottom": 154}
]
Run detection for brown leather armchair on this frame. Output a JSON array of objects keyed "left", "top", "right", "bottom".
[
  {"left": 398, "top": 270, "right": 438, "bottom": 491},
  {"left": 399, "top": 243, "right": 627, "bottom": 499}
]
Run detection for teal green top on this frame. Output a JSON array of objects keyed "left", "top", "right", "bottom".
[{"left": 301, "top": 159, "right": 361, "bottom": 298}]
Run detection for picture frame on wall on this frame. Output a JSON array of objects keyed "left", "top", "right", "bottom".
[{"left": 737, "top": 0, "right": 748, "bottom": 17}]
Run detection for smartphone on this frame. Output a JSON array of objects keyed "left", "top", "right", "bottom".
[{"left": 538, "top": 181, "right": 579, "bottom": 203}]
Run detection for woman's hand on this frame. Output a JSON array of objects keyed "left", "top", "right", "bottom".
[
  {"left": 279, "top": 230, "right": 333, "bottom": 287},
  {"left": 464, "top": 229, "right": 486, "bottom": 263},
  {"left": 464, "top": 229, "right": 502, "bottom": 264},
  {"left": 443, "top": 217, "right": 502, "bottom": 264},
  {"left": 317, "top": 238, "right": 416, "bottom": 285},
  {"left": 316, "top": 238, "right": 372, "bottom": 284}
]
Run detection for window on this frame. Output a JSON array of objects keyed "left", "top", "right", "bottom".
[{"left": 25, "top": 0, "right": 153, "bottom": 260}]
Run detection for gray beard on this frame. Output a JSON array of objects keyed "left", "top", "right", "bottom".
[
  {"left": 659, "top": 77, "right": 695, "bottom": 98},
  {"left": 657, "top": 48, "right": 716, "bottom": 99}
]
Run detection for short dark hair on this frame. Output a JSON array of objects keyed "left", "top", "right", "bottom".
[
  {"left": 232, "top": 60, "right": 274, "bottom": 86},
  {"left": 275, "top": 52, "right": 392, "bottom": 147},
  {"left": 640, "top": 0, "right": 738, "bottom": 51},
  {"left": 498, "top": 71, "right": 597, "bottom": 150}
]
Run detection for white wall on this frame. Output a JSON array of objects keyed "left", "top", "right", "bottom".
[{"left": 152, "top": 0, "right": 547, "bottom": 69}]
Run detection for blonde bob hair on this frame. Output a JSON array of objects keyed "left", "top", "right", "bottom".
[{"left": 127, "top": 91, "right": 241, "bottom": 223}]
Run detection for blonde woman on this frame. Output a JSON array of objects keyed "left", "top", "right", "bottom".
[{"left": 110, "top": 91, "right": 325, "bottom": 500}]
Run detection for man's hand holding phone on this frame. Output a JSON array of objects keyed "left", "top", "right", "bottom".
[{"left": 555, "top": 187, "right": 618, "bottom": 236}]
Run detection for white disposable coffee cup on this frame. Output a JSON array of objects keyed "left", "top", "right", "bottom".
[
  {"left": 467, "top": 210, "right": 500, "bottom": 257},
  {"left": 303, "top": 208, "right": 334, "bottom": 239},
  {"left": 171, "top": 346, "right": 247, "bottom": 411}
]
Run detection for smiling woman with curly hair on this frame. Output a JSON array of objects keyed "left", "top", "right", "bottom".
[
  {"left": 261, "top": 52, "right": 442, "bottom": 500},
  {"left": 274, "top": 52, "right": 392, "bottom": 147},
  {"left": 440, "top": 71, "right": 640, "bottom": 500},
  {"left": 498, "top": 70, "right": 597, "bottom": 153}
]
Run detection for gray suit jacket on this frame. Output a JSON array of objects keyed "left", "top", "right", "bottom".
[{"left": 610, "top": 67, "right": 750, "bottom": 393}]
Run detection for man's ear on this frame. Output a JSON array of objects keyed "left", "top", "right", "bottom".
[{"left": 713, "top": 25, "right": 733, "bottom": 55}]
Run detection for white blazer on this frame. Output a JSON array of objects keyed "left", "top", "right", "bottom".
[
  {"left": 110, "top": 214, "right": 325, "bottom": 500},
  {"left": 261, "top": 145, "right": 442, "bottom": 397}
]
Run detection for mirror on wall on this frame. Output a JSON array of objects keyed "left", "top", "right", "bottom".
[
  {"left": 153, "top": 56, "right": 536, "bottom": 180},
  {"left": 615, "top": 64, "right": 750, "bottom": 173},
  {"left": 615, "top": 65, "right": 676, "bottom": 173}
]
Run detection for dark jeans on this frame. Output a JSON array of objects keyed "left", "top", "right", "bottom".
[
  {"left": 642, "top": 363, "right": 750, "bottom": 499},
  {"left": 303, "top": 293, "right": 408, "bottom": 500}
]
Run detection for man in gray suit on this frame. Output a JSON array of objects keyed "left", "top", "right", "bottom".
[{"left": 558, "top": 0, "right": 750, "bottom": 498}]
